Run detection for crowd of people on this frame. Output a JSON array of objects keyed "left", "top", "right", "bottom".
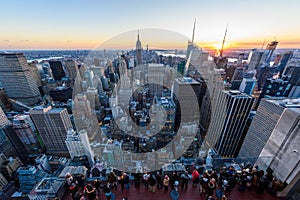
[{"left": 64, "top": 164, "right": 285, "bottom": 200}]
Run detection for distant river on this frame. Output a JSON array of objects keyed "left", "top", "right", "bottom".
[{"left": 27, "top": 56, "right": 63, "bottom": 63}]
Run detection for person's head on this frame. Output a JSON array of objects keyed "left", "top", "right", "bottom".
[
  {"left": 174, "top": 181, "right": 179, "bottom": 186},
  {"left": 66, "top": 172, "right": 72, "bottom": 178},
  {"left": 165, "top": 175, "right": 169, "bottom": 179}
]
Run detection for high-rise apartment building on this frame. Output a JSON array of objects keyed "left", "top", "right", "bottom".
[
  {"left": 206, "top": 90, "right": 254, "bottom": 158},
  {"left": 30, "top": 106, "right": 72, "bottom": 157},
  {"left": 0, "top": 53, "right": 41, "bottom": 106}
]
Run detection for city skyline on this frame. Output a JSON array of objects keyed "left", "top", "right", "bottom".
[{"left": 0, "top": 0, "right": 300, "bottom": 50}]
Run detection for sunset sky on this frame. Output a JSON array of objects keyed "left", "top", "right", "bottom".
[{"left": 0, "top": 0, "right": 300, "bottom": 50}]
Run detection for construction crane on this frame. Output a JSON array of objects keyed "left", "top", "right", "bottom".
[
  {"left": 191, "top": 18, "right": 196, "bottom": 44},
  {"left": 219, "top": 24, "right": 228, "bottom": 57}
]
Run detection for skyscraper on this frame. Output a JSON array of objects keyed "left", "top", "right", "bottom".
[
  {"left": 28, "top": 61, "right": 42, "bottom": 87},
  {"left": 173, "top": 77, "right": 201, "bottom": 123},
  {"left": 30, "top": 106, "right": 72, "bottom": 157},
  {"left": 65, "top": 129, "right": 94, "bottom": 164},
  {"left": 277, "top": 51, "right": 293, "bottom": 75},
  {"left": 239, "top": 98, "right": 287, "bottom": 161},
  {"left": 0, "top": 53, "right": 41, "bottom": 106},
  {"left": 254, "top": 78, "right": 290, "bottom": 109},
  {"left": 206, "top": 90, "right": 254, "bottom": 158},
  {"left": 254, "top": 99, "right": 300, "bottom": 199},
  {"left": 65, "top": 59, "right": 79, "bottom": 85},
  {"left": 282, "top": 61, "right": 300, "bottom": 98},
  {"left": 247, "top": 49, "right": 264, "bottom": 72},
  {"left": 12, "top": 114, "right": 43, "bottom": 156},
  {"left": 48, "top": 60, "right": 66, "bottom": 81},
  {"left": 73, "top": 93, "right": 99, "bottom": 140},
  {"left": 0, "top": 107, "right": 16, "bottom": 157},
  {"left": 118, "top": 57, "right": 130, "bottom": 90},
  {"left": 136, "top": 31, "right": 143, "bottom": 66},
  {"left": 261, "top": 40, "right": 279, "bottom": 64}
]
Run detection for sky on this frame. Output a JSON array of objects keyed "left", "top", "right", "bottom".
[{"left": 0, "top": 0, "right": 300, "bottom": 50}]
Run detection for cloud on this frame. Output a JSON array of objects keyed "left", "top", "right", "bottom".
[{"left": 3, "top": 40, "right": 9, "bottom": 42}]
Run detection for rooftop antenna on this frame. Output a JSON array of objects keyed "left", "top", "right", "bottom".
[
  {"left": 192, "top": 18, "right": 196, "bottom": 44},
  {"left": 220, "top": 24, "right": 228, "bottom": 57}
]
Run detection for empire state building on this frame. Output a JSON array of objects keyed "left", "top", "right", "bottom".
[{"left": 136, "top": 31, "right": 143, "bottom": 66}]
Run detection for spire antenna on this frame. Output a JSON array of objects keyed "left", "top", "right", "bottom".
[
  {"left": 220, "top": 24, "right": 228, "bottom": 57},
  {"left": 192, "top": 18, "right": 196, "bottom": 44}
]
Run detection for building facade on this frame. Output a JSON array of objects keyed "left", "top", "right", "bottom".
[
  {"left": 65, "top": 129, "right": 93, "bottom": 164},
  {"left": 0, "top": 53, "right": 41, "bottom": 106},
  {"left": 206, "top": 90, "right": 254, "bottom": 158},
  {"left": 30, "top": 106, "right": 72, "bottom": 157}
]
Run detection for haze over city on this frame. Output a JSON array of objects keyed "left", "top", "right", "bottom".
[{"left": 1, "top": 0, "right": 300, "bottom": 50}]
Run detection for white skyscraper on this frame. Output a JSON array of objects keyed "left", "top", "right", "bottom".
[{"left": 65, "top": 129, "right": 94, "bottom": 164}]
